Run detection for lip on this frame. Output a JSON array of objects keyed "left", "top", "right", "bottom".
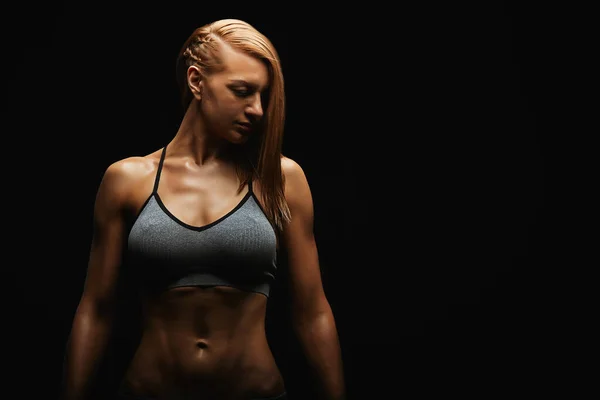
[{"left": 235, "top": 123, "right": 252, "bottom": 132}]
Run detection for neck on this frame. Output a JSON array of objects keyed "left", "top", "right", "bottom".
[{"left": 170, "top": 100, "right": 229, "bottom": 165}]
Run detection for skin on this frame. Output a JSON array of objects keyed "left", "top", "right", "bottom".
[{"left": 62, "top": 41, "right": 345, "bottom": 400}]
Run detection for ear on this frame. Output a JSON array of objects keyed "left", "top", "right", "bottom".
[{"left": 187, "top": 65, "right": 203, "bottom": 100}]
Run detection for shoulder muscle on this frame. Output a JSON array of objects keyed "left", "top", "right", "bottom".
[{"left": 281, "top": 156, "right": 314, "bottom": 230}]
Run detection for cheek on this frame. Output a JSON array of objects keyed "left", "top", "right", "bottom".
[
  {"left": 221, "top": 96, "right": 243, "bottom": 115},
  {"left": 213, "top": 95, "right": 240, "bottom": 117},
  {"left": 202, "top": 98, "right": 236, "bottom": 127},
  {"left": 221, "top": 102, "right": 241, "bottom": 120}
]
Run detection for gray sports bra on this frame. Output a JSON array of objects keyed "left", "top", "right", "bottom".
[{"left": 126, "top": 145, "right": 278, "bottom": 297}]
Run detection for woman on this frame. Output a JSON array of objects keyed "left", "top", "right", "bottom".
[{"left": 60, "top": 19, "right": 346, "bottom": 400}]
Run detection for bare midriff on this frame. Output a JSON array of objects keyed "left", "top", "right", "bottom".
[{"left": 119, "top": 285, "right": 285, "bottom": 400}]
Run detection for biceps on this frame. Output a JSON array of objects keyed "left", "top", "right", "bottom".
[
  {"left": 82, "top": 218, "right": 126, "bottom": 307},
  {"left": 284, "top": 222, "right": 326, "bottom": 311}
]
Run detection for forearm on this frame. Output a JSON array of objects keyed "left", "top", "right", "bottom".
[
  {"left": 61, "top": 303, "right": 114, "bottom": 400},
  {"left": 293, "top": 309, "right": 346, "bottom": 400}
]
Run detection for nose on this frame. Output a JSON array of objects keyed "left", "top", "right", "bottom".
[{"left": 245, "top": 93, "right": 263, "bottom": 120}]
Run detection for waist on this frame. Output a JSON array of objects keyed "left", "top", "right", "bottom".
[
  {"left": 122, "top": 329, "right": 283, "bottom": 399},
  {"left": 131, "top": 327, "right": 273, "bottom": 372},
  {"left": 124, "top": 286, "right": 281, "bottom": 398}
]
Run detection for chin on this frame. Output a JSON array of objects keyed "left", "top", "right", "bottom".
[{"left": 227, "top": 134, "right": 249, "bottom": 145}]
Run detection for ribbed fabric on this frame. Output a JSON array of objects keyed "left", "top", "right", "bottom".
[{"left": 126, "top": 146, "right": 277, "bottom": 297}]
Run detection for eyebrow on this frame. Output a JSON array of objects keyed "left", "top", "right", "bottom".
[{"left": 228, "top": 79, "right": 267, "bottom": 91}]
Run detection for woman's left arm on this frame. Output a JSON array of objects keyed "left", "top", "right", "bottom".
[{"left": 281, "top": 157, "right": 346, "bottom": 400}]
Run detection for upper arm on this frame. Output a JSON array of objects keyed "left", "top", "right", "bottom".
[
  {"left": 281, "top": 157, "right": 329, "bottom": 318},
  {"left": 80, "top": 160, "right": 135, "bottom": 310}
]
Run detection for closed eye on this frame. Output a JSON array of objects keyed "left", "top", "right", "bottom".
[{"left": 232, "top": 88, "right": 251, "bottom": 97}]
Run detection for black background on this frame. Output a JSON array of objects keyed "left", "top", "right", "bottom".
[{"left": 3, "top": 1, "right": 573, "bottom": 398}]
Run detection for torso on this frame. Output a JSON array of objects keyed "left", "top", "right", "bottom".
[{"left": 117, "top": 146, "right": 285, "bottom": 399}]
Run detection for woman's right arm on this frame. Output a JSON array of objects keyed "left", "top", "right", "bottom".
[{"left": 61, "top": 161, "right": 133, "bottom": 400}]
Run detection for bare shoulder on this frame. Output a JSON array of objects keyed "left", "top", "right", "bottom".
[
  {"left": 101, "top": 156, "right": 153, "bottom": 192},
  {"left": 281, "top": 155, "right": 313, "bottom": 206},
  {"left": 96, "top": 150, "right": 162, "bottom": 211},
  {"left": 281, "top": 155, "right": 304, "bottom": 180}
]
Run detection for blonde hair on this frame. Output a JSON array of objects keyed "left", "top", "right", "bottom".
[{"left": 175, "top": 19, "right": 290, "bottom": 237}]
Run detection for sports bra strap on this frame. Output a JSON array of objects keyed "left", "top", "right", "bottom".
[
  {"left": 153, "top": 145, "right": 167, "bottom": 193},
  {"left": 153, "top": 145, "right": 252, "bottom": 195}
]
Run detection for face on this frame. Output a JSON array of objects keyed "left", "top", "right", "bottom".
[{"left": 191, "top": 43, "right": 270, "bottom": 144}]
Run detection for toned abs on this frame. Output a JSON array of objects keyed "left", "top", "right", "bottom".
[{"left": 120, "top": 286, "right": 285, "bottom": 399}]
